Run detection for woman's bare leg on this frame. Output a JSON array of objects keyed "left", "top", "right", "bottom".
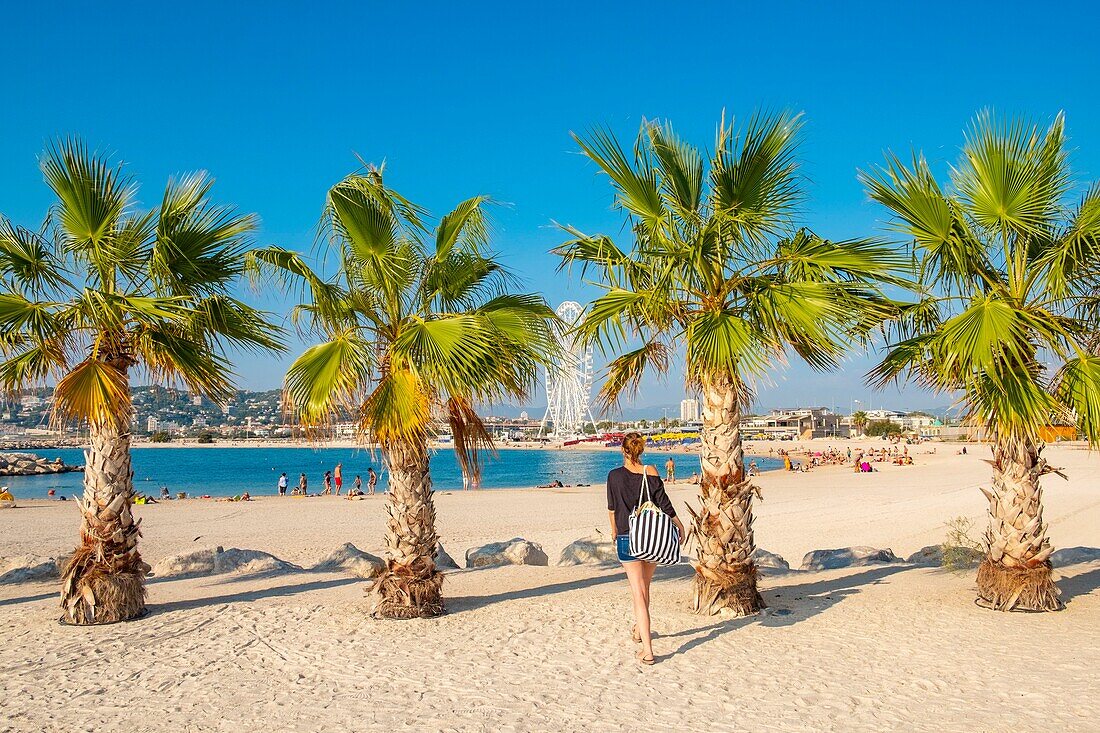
[{"left": 624, "top": 560, "right": 656, "bottom": 660}]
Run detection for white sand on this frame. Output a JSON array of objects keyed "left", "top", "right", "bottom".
[{"left": 1, "top": 442, "right": 1098, "bottom": 732}]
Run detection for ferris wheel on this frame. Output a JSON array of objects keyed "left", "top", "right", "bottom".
[{"left": 540, "top": 301, "right": 597, "bottom": 437}]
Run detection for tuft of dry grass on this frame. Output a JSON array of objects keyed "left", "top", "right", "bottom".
[{"left": 941, "top": 516, "right": 984, "bottom": 571}]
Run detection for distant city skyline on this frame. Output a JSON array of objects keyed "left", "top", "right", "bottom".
[{"left": 3, "top": 2, "right": 1097, "bottom": 409}]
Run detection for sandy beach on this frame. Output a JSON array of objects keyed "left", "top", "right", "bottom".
[{"left": 2, "top": 441, "right": 1098, "bottom": 732}]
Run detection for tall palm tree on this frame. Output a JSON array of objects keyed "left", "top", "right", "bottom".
[
  {"left": 555, "top": 114, "right": 908, "bottom": 616},
  {"left": 0, "top": 140, "right": 282, "bottom": 624},
  {"left": 250, "top": 165, "right": 557, "bottom": 619},
  {"left": 862, "top": 111, "right": 1100, "bottom": 611},
  {"left": 851, "top": 410, "right": 869, "bottom": 435}
]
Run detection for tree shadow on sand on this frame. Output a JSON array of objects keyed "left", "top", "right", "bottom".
[
  {"left": 1056, "top": 566, "right": 1100, "bottom": 604},
  {"left": 446, "top": 570, "right": 629, "bottom": 613},
  {"left": 661, "top": 565, "right": 911, "bottom": 658},
  {"left": 0, "top": 590, "right": 56, "bottom": 608},
  {"left": 147, "top": 575, "right": 360, "bottom": 615}
]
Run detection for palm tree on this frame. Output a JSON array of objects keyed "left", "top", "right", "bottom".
[
  {"left": 555, "top": 114, "right": 908, "bottom": 615},
  {"left": 250, "top": 165, "right": 557, "bottom": 619},
  {"left": 851, "top": 410, "right": 869, "bottom": 435},
  {"left": 0, "top": 140, "right": 282, "bottom": 624},
  {"left": 862, "top": 111, "right": 1100, "bottom": 611}
]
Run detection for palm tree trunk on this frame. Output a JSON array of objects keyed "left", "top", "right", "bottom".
[
  {"left": 976, "top": 435, "right": 1062, "bottom": 611},
  {"left": 686, "top": 371, "right": 764, "bottom": 616},
  {"left": 373, "top": 437, "right": 444, "bottom": 618},
  {"left": 60, "top": 417, "right": 147, "bottom": 624}
]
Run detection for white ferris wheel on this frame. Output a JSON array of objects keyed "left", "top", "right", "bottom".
[{"left": 540, "top": 301, "right": 597, "bottom": 437}]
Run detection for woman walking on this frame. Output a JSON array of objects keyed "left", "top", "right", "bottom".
[{"left": 607, "top": 433, "right": 684, "bottom": 665}]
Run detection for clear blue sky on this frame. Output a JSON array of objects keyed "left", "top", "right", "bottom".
[{"left": 3, "top": 1, "right": 1099, "bottom": 414}]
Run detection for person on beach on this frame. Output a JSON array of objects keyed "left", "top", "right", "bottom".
[
  {"left": 348, "top": 474, "right": 363, "bottom": 497},
  {"left": 607, "top": 432, "right": 685, "bottom": 666},
  {"left": 367, "top": 467, "right": 378, "bottom": 495},
  {"left": 278, "top": 472, "right": 288, "bottom": 496},
  {"left": 322, "top": 470, "right": 333, "bottom": 495},
  {"left": 665, "top": 456, "right": 675, "bottom": 482},
  {"left": 334, "top": 463, "right": 343, "bottom": 495},
  {"left": 298, "top": 473, "right": 308, "bottom": 496}
]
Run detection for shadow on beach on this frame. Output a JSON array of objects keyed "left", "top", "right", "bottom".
[
  {"left": 1057, "top": 566, "right": 1100, "bottom": 604},
  {"left": 147, "top": 575, "right": 360, "bottom": 614},
  {"left": 660, "top": 565, "right": 912, "bottom": 658}
]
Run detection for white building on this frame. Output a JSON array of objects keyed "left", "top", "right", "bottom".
[
  {"left": 744, "top": 407, "right": 846, "bottom": 439},
  {"left": 519, "top": 410, "right": 529, "bottom": 420},
  {"left": 192, "top": 394, "right": 203, "bottom": 406},
  {"left": 680, "top": 398, "right": 700, "bottom": 423},
  {"left": 147, "top": 416, "right": 160, "bottom": 432},
  {"left": 863, "top": 409, "right": 938, "bottom": 433}
]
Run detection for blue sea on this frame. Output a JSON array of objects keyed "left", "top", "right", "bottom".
[{"left": 3, "top": 446, "right": 782, "bottom": 500}]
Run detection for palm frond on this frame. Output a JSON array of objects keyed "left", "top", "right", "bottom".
[
  {"left": 434, "top": 195, "right": 491, "bottom": 259},
  {"left": 39, "top": 138, "right": 134, "bottom": 282},
  {"left": 52, "top": 358, "right": 130, "bottom": 428},
  {"left": 132, "top": 327, "right": 236, "bottom": 404},
  {"left": 283, "top": 331, "right": 374, "bottom": 433},
  {"left": 595, "top": 340, "right": 670, "bottom": 414},
  {"left": 952, "top": 110, "right": 1069, "bottom": 238},
  {"left": 0, "top": 220, "right": 71, "bottom": 294},
  {"left": 573, "top": 126, "right": 666, "bottom": 234},
  {"left": 685, "top": 309, "right": 768, "bottom": 382},
  {"left": 152, "top": 172, "right": 257, "bottom": 295},
  {"left": 1051, "top": 355, "right": 1100, "bottom": 445},
  {"left": 646, "top": 121, "right": 704, "bottom": 220},
  {"left": 360, "top": 367, "right": 432, "bottom": 447},
  {"left": 446, "top": 395, "right": 495, "bottom": 484},
  {"left": 709, "top": 110, "right": 804, "bottom": 250}
]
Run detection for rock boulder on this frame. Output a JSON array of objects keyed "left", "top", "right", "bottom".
[
  {"left": 800, "top": 546, "right": 900, "bottom": 571},
  {"left": 313, "top": 543, "right": 384, "bottom": 578},
  {"left": 0, "top": 555, "right": 60, "bottom": 584},
  {"left": 906, "top": 544, "right": 984, "bottom": 567},
  {"left": 435, "top": 542, "right": 459, "bottom": 570},
  {"left": 1051, "top": 546, "right": 1100, "bottom": 566},
  {"left": 150, "top": 546, "right": 297, "bottom": 579},
  {"left": 753, "top": 548, "right": 790, "bottom": 571},
  {"left": 466, "top": 538, "right": 548, "bottom": 568},
  {"left": 558, "top": 536, "right": 618, "bottom": 566}
]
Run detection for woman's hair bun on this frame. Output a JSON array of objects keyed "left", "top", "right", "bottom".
[{"left": 622, "top": 432, "right": 646, "bottom": 463}]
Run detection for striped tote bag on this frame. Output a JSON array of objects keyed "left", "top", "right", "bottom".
[{"left": 628, "top": 467, "right": 681, "bottom": 565}]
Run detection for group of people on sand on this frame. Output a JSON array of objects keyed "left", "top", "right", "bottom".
[
  {"left": 851, "top": 445, "right": 915, "bottom": 472},
  {"left": 278, "top": 464, "right": 379, "bottom": 498}
]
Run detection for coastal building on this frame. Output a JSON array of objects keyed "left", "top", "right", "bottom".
[
  {"left": 743, "top": 407, "right": 847, "bottom": 440},
  {"left": 147, "top": 416, "right": 159, "bottom": 432},
  {"left": 862, "top": 409, "right": 939, "bottom": 434},
  {"left": 20, "top": 395, "right": 44, "bottom": 409},
  {"left": 680, "top": 398, "right": 700, "bottom": 422}
]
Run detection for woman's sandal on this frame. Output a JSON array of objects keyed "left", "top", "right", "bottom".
[
  {"left": 631, "top": 624, "right": 641, "bottom": 644},
  {"left": 636, "top": 651, "right": 655, "bottom": 666}
]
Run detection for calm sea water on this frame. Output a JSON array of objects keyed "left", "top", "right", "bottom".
[{"left": 4, "top": 446, "right": 782, "bottom": 499}]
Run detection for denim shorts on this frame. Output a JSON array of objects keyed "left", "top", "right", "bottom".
[{"left": 616, "top": 534, "right": 637, "bottom": 562}]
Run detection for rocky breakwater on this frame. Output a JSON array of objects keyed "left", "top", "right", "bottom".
[{"left": 0, "top": 452, "right": 83, "bottom": 476}]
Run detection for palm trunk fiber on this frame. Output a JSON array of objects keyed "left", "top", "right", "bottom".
[
  {"left": 976, "top": 436, "right": 1062, "bottom": 611},
  {"left": 687, "top": 372, "right": 763, "bottom": 616},
  {"left": 60, "top": 419, "right": 147, "bottom": 624},
  {"left": 373, "top": 438, "right": 444, "bottom": 619}
]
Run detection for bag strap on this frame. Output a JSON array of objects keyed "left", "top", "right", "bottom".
[{"left": 638, "top": 465, "right": 652, "bottom": 508}]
